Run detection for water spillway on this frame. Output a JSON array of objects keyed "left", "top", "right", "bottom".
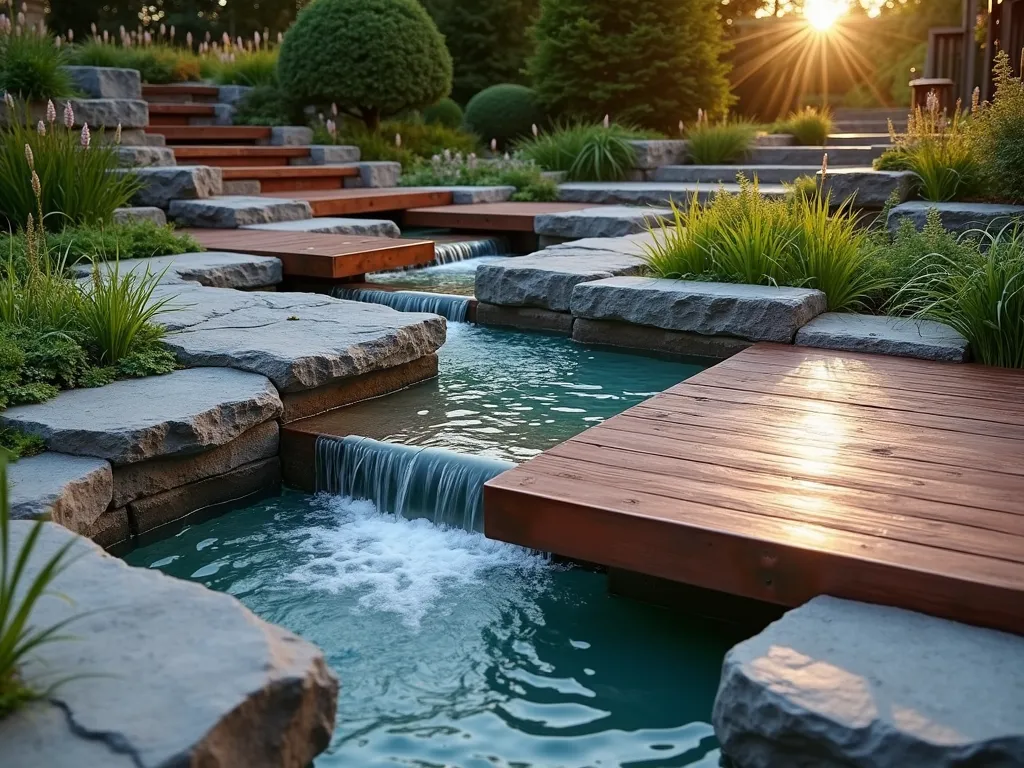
[
  {"left": 331, "top": 288, "right": 471, "bottom": 321},
  {"left": 315, "top": 435, "right": 513, "bottom": 532},
  {"left": 431, "top": 235, "right": 509, "bottom": 265}
]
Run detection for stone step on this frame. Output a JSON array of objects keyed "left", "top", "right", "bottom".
[
  {"left": 832, "top": 106, "right": 911, "bottom": 121},
  {"left": 146, "top": 125, "right": 272, "bottom": 145},
  {"left": 826, "top": 132, "right": 892, "bottom": 146},
  {"left": 746, "top": 145, "right": 885, "bottom": 167},
  {"left": 169, "top": 195, "right": 313, "bottom": 228},
  {"left": 142, "top": 82, "right": 221, "bottom": 104},
  {"left": 557, "top": 181, "right": 788, "bottom": 206},
  {"left": 534, "top": 205, "right": 673, "bottom": 240},
  {"left": 653, "top": 165, "right": 821, "bottom": 184},
  {"left": 243, "top": 217, "right": 401, "bottom": 238},
  {"left": 148, "top": 102, "right": 217, "bottom": 126},
  {"left": 221, "top": 164, "right": 360, "bottom": 193},
  {"left": 172, "top": 144, "right": 313, "bottom": 167},
  {"left": 834, "top": 119, "right": 904, "bottom": 134}
]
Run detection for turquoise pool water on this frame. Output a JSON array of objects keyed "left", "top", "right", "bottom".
[{"left": 126, "top": 492, "right": 737, "bottom": 767}]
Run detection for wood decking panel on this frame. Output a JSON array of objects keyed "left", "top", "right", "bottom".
[
  {"left": 146, "top": 126, "right": 272, "bottom": 143},
  {"left": 283, "top": 188, "right": 455, "bottom": 216},
  {"left": 221, "top": 166, "right": 358, "bottom": 180},
  {"left": 484, "top": 343, "right": 1024, "bottom": 633},
  {"left": 183, "top": 229, "right": 434, "bottom": 278},
  {"left": 403, "top": 202, "right": 598, "bottom": 232}
]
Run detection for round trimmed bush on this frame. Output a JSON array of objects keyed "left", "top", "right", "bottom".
[
  {"left": 278, "top": 0, "right": 453, "bottom": 130},
  {"left": 423, "top": 97, "right": 464, "bottom": 129},
  {"left": 463, "top": 84, "right": 545, "bottom": 148}
]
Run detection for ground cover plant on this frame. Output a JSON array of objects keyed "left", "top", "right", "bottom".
[
  {"left": 314, "top": 117, "right": 478, "bottom": 168},
  {"left": 400, "top": 151, "right": 558, "bottom": 201},
  {"left": 685, "top": 115, "right": 758, "bottom": 164},
  {"left": 775, "top": 106, "right": 833, "bottom": 146},
  {"left": 0, "top": 23, "right": 73, "bottom": 102},
  {"left": 516, "top": 120, "right": 651, "bottom": 181},
  {"left": 209, "top": 47, "right": 278, "bottom": 87},
  {"left": 0, "top": 221, "right": 200, "bottom": 268}
]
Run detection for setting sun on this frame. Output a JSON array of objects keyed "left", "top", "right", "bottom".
[{"left": 804, "top": 0, "right": 848, "bottom": 31}]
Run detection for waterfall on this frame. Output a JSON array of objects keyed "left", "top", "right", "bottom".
[
  {"left": 332, "top": 288, "right": 471, "bottom": 322},
  {"left": 315, "top": 435, "right": 514, "bottom": 532},
  {"left": 432, "top": 236, "right": 510, "bottom": 265}
]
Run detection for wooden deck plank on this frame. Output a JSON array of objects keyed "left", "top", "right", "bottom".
[
  {"left": 183, "top": 228, "right": 434, "bottom": 278},
  {"left": 484, "top": 343, "right": 1024, "bottom": 634},
  {"left": 146, "top": 126, "right": 272, "bottom": 143},
  {"left": 282, "top": 188, "right": 454, "bottom": 216},
  {"left": 403, "top": 202, "right": 599, "bottom": 232}
]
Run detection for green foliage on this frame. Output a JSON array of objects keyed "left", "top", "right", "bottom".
[
  {"left": 463, "top": 84, "right": 545, "bottom": 149},
  {"left": 528, "top": 0, "right": 732, "bottom": 133},
  {"left": 784, "top": 174, "right": 820, "bottom": 203},
  {"left": 0, "top": 426, "right": 44, "bottom": 460},
  {"left": 0, "top": 102, "right": 141, "bottom": 231},
  {"left": 642, "top": 178, "right": 886, "bottom": 311},
  {"left": 971, "top": 51, "right": 1024, "bottom": 204},
  {"left": 313, "top": 118, "right": 479, "bottom": 168},
  {"left": 889, "top": 219, "right": 1024, "bottom": 368},
  {"left": 425, "top": 0, "right": 539, "bottom": 104},
  {"left": 422, "top": 98, "right": 464, "bottom": 129},
  {"left": 0, "top": 222, "right": 200, "bottom": 268},
  {"left": 232, "top": 85, "right": 297, "bottom": 127},
  {"left": 516, "top": 121, "right": 648, "bottom": 181},
  {"left": 0, "top": 454, "right": 83, "bottom": 718},
  {"left": 776, "top": 107, "right": 833, "bottom": 146},
  {"left": 685, "top": 119, "right": 758, "bottom": 164},
  {"left": 210, "top": 48, "right": 278, "bottom": 86},
  {"left": 278, "top": 0, "right": 452, "bottom": 130},
  {"left": 399, "top": 150, "right": 558, "bottom": 201},
  {"left": 67, "top": 41, "right": 200, "bottom": 84},
  {"left": 0, "top": 27, "right": 73, "bottom": 102},
  {"left": 873, "top": 147, "right": 912, "bottom": 171}
]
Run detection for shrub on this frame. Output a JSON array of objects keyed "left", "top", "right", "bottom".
[
  {"left": 971, "top": 50, "right": 1024, "bottom": 204},
  {"left": 278, "top": 0, "right": 452, "bottom": 130},
  {"left": 232, "top": 85, "right": 297, "bottom": 127},
  {"left": 686, "top": 118, "right": 758, "bottom": 164},
  {"left": 642, "top": 177, "right": 886, "bottom": 311},
  {"left": 517, "top": 121, "right": 649, "bottom": 181},
  {"left": 399, "top": 150, "right": 558, "bottom": 201},
  {"left": 0, "top": 26, "right": 73, "bottom": 102},
  {"left": 423, "top": 97, "right": 464, "bottom": 129},
  {"left": 211, "top": 49, "right": 279, "bottom": 87},
  {"left": 463, "top": 84, "right": 545, "bottom": 149},
  {"left": 0, "top": 100, "right": 141, "bottom": 230},
  {"left": 314, "top": 118, "right": 478, "bottom": 168},
  {"left": 777, "top": 107, "right": 833, "bottom": 146},
  {"left": 529, "top": 0, "right": 731, "bottom": 133}
]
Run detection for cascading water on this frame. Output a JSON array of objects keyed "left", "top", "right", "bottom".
[
  {"left": 332, "top": 288, "right": 470, "bottom": 321},
  {"left": 431, "top": 236, "right": 510, "bottom": 265},
  {"left": 315, "top": 435, "right": 514, "bottom": 532}
]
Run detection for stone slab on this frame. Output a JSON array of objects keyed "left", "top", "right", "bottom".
[
  {"left": 168, "top": 195, "right": 313, "bottom": 228},
  {"left": 293, "top": 145, "right": 361, "bottom": 165},
  {"left": 113, "top": 206, "right": 167, "bottom": 226},
  {"left": 627, "top": 140, "right": 689, "bottom": 170},
  {"left": 73, "top": 251, "right": 283, "bottom": 289},
  {"left": 754, "top": 133, "right": 796, "bottom": 147},
  {"left": 63, "top": 66, "right": 142, "bottom": 100},
  {"left": 746, "top": 145, "right": 882, "bottom": 166},
  {"left": 9, "top": 452, "right": 112, "bottom": 534},
  {"left": 351, "top": 161, "right": 401, "bottom": 188},
  {"left": 820, "top": 168, "right": 916, "bottom": 208},
  {"left": 217, "top": 85, "right": 253, "bottom": 105},
  {"left": 65, "top": 98, "right": 148, "bottom": 129},
  {"left": 156, "top": 287, "right": 447, "bottom": 392},
  {"left": 81, "top": 507, "right": 131, "bottom": 549},
  {"left": 558, "top": 182, "right": 788, "bottom": 207},
  {"left": 533, "top": 205, "right": 672, "bottom": 239},
  {"left": 116, "top": 145, "right": 176, "bottom": 168},
  {"left": 112, "top": 419, "right": 279, "bottom": 507},
  {"left": 887, "top": 201, "right": 1024, "bottom": 234},
  {"left": 423, "top": 185, "right": 515, "bottom": 204},
  {"left": 713, "top": 596, "right": 1024, "bottom": 768},
  {"left": 653, "top": 165, "right": 820, "bottom": 185},
  {"left": 572, "top": 317, "right": 752, "bottom": 359},
  {"left": 475, "top": 250, "right": 647, "bottom": 312},
  {"left": 222, "top": 179, "right": 261, "bottom": 196},
  {"left": 543, "top": 231, "right": 663, "bottom": 257},
  {"left": 474, "top": 302, "right": 575, "bottom": 334},
  {"left": 212, "top": 103, "right": 235, "bottom": 126},
  {"left": 1, "top": 367, "right": 283, "bottom": 465},
  {"left": 243, "top": 216, "right": 400, "bottom": 238},
  {"left": 269, "top": 126, "right": 314, "bottom": 146},
  {"left": 128, "top": 165, "right": 223, "bottom": 209},
  {"left": 0, "top": 521, "right": 337, "bottom": 767},
  {"left": 570, "top": 277, "right": 828, "bottom": 343},
  {"left": 128, "top": 456, "right": 281, "bottom": 534},
  {"left": 795, "top": 313, "right": 969, "bottom": 362}
]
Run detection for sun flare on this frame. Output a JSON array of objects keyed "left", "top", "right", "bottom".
[{"left": 804, "top": 0, "right": 848, "bottom": 31}]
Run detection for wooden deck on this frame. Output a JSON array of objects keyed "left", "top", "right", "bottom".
[
  {"left": 485, "top": 343, "right": 1024, "bottom": 634},
  {"left": 403, "top": 202, "right": 597, "bottom": 232},
  {"left": 183, "top": 228, "right": 434, "bottom": 279},
  {"left": 281, "top": 188, "right": 455, "bottom": 216}
]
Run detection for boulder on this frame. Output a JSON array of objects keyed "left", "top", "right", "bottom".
[
  {"left": 168, "top": 196, "right": 312, "bottom": 228},
  {"left": 887, "top": 201, "right": 1024, "bottom": 234},
  {"left": 72, "top": 251, "right": 283, "bottom": 290},
  {"left": 243, "top": 217, "right": 400, "bottom": 238},
  {"left": 475, "top": 250, "right": 647, "bottom": 312},
  {"left": 653, "top": 165, "right": 820, "bottom": 185},
  {"left": 569, "top": 277, "right": 827, "bottom": 342},
  {"left": 627, "top": 139, "right": 689, "bottom": 170},
  {"left": 156, "top": 288, "right": 447, "bottom": 392},
  {"left": 113, "top": 206, "right": 167, "bottom": 226},
  {"left": 269, "top": 126, "right": 314, "bottom": 146},
  {"left": 558, "top": 181, "right": 788, "bottom": 207},
  {"left": 819, "top": 168, "right": 916, "bottom": 208},
  {"left": 795, "top": 313, "right": 969, "bottom": 362},
  {"left": 301, "top": 145, "right": 361, "bottom": 165},
  {"left": 0, "top": 522, "right": 338, "bottom": 768},
  {"left": 63, "top": 66, "right": 142, "bottom": 100},
  {"left": 437, "top": 185, "right": 515, "bottom": 204},
  {"left": 714, "top": 596, "right": 1024, "bottom": 768},
  {"left": 128, "top": 166, "right": 223, "bottom": 209},
  {"left": 68, "top": 98, "right": 149, "bottom": 129},
  {"left": 217, "top": 84, "right": 253, "bottom": 105},
  {"left": 222, "top": 180, "right": 262, "bottom": 196},
  {"left": 534, "top": 205, "right": 672, "bottom": 239},
  {"left": 213, "top": 103, "right": 235, "bottom": 126},
  {"left": 348, "top": 161, "right": 402, "bottom": 189},
  {"left": 1, "top": 367, "right": 283, "bottom": 465},
  {"left": 9, "top": 452, "right": 112, "bottom": 534}
]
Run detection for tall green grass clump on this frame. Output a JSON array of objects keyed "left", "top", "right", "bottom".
[
  {"left": 643, "top": 177, "right": 885, "bottom": 311},
  {"left": 211, "top": 49, "right": 278, "bottom": 87},
  {"left": 0, "top": 25, "right": 73, "bottom": 102},
  {"left": 517, "top": 120, "right": 648, "bottom": 181},
  {"left": 971, "top": 50, "right": 1024, "bottom": 204},
  {"left": 400, "top": 150, "right": 558, "bottom": 201},
  {"left": 0, "top": 99, "right": 141, "bottom": 231},
  {"left": 67, "top": 40, "right": 200, "bottom": 84},
  {"left": 685, "top": 116, "right": 758, "bottom": 164},
  {"left": 313, "top": 117, "right": 478, "bottom": 167},
  {"left": 777, "top": 106, "right": 833, "bottom": 146}
]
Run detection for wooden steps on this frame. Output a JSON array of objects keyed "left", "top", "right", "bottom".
[
  {"left": 171, "top": 145, "right": 311, "bottom": 167},
  {"left": 485, "top": 343, "right": 1024, "bottom": 636},
  {"left": 146, "top": 125, "right": 272, "bottom": 145},
  {"left": 183, "top": 228, "right": 435, "bottom": 279},
  {"left": 222, "top": 165, "right": 359, "bottom": 193},
  {"left": 281, "top": 188, "right": 454, "bottom": 217},
  {"left": 142, "top": 83, "right": 220, "bottom": 103},
  {"left": 403, "top": 202, "right": 598, "bottom": 232},
  {"left": 148, "top": 102, "right": 217, "bottom": 126}
]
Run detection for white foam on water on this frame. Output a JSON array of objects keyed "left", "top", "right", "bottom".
[{"left": 284, "top": 495, "right": 549, "bottom": 629}]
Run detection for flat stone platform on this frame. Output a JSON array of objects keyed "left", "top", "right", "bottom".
[
  {"left": 404, "top": 202, "right": 599, "bottom": 232},
  {"left": 485, "top": 343, "right": 1024, "bottom": 634}
]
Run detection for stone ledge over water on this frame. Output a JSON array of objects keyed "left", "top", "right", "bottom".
[
  {"left": 570, "top": 278, "right": 827, "bottom": 343},
  {"left": 534, "top": 205, "right": 673, "bottom": 239},
  {"left": 713, "top": 596, "right": 1024, "bottom": 768},
  {"left": 0, "top": 522, "right": 338, "bottom": 768},
  {"left": 796, "top": 313, "right": 969, "bottom": 362},
  {"left": 9, "top": 452, "right": 112, "bottom": 534}
]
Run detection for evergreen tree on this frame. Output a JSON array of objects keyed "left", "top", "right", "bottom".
[{"left": 528, "top": 0, "right": 733, "bottom": 133}]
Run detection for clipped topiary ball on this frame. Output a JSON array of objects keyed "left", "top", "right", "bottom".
[
  {"left": 278, "top": 0, "right": 453, "bottom": 130},
  {"left": 423, "top": 97, "right": 464, "bottom": 129},
  {"left": 463, "top": 84, "right": 545, "bottom": 148}
]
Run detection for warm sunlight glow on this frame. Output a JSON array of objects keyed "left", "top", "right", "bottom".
[{"left": 804, "top": 0, "right": 848, "bottom": 31}]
